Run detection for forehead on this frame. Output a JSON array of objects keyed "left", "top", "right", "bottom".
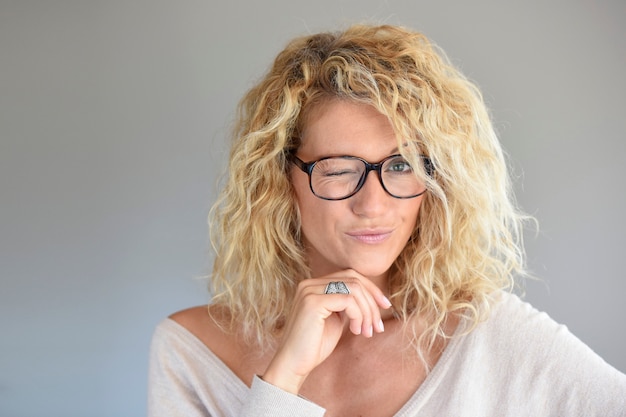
[{"left": 298, "top": 99, "right": 399, "bottom": 159}]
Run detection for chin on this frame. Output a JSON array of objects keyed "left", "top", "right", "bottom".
[{"left": 349, "top": 261, "right": 394, "bottom": 280}]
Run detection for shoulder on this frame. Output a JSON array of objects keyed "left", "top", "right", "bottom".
[
  {"left": 148, "top": 307, "right": 254, "bottom": 415},
  {"left": 476, "top": 291, "right": 563, "bottom": 339},
  {"left": 167, "top": 304, "right": 239, "bottom": 363},
  {"left": 164, "top": 305, "right": 270, "bottom": 386},
  {"left": 422, "top": 293, "right": 626, "bottom": 415},
  {"left": 478, "top": 292, "right": 588, "bottom": 360},
  {"left": 474, "top": 292, "right": 626, "bottom": 410},
  {"left": 465, "top": 291, "right": 626, "bottom": 383},
  {"left": 168, "top": 305, "right": 219, "bottom": 345},
  {"left": 149, "top": 305, "right": 230, "bottom": 369}
]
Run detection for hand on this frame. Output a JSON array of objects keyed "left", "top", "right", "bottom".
[{"left": 261, "top": 269, "right": 392, "bottom": 394}]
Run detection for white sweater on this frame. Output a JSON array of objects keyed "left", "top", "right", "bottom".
[{"left": 148, "top": 292, "right": 626, "bottom": 416}]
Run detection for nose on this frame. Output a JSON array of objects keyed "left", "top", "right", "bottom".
[{"left": 350, "top": 170, "right": 389, "bottom": 217}]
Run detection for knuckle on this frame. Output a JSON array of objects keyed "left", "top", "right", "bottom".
[
  {"left": 343, "top": 277, "right": 360, "bottom": 289},
  {"left": 300, "top": 292, "right": 318, "bottom": 308}
]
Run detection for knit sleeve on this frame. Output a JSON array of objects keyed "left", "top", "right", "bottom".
[{"left": 239, "top": 376, "right": 325, "bottom": 417}]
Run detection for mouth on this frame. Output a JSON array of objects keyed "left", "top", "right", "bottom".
[{"left": 346, "top": 229, "right": 393, "bottom": 244}]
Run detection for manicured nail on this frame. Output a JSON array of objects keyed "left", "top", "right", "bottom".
[
  {"left": 379, "top": 319, "right": 385, "bottom": 332},
  {"left": 382, "top": 296, "right": 392, "bottom": 308}
]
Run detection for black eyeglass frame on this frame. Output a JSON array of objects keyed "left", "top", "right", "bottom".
[{"left": 290, "top": 153, "right": 433, "bottom": 201}]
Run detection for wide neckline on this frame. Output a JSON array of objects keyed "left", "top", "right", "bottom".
[{"left": 165, "top": 308, "right": 470, "bottom": 416}]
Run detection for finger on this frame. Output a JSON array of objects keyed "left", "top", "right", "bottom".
[
  {"left": 342, "top": 270, "right": 393, "bottom": 310},
  {"left": 301, "top": 271, "right": 391, "bottom": 335},
  {"left": 338, "top": 272, "right": 390, "bottom": 334},
  {"left": 316, "top": 292, "right": 364, "bottom": 335},
  {"left": 339, "top": 278, "right": 377, "bottom": 337},
  {"left": 319, "top": 277, "right": 379, "bottom": 337},
  {"left": 297, "top": 282, "right": 363, "bottom": 334}
]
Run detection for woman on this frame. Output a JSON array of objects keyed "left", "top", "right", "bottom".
[{"left": 148, "top": 24, "right": 626, "bottom": 416}]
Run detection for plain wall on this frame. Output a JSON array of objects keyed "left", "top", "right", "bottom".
[{"left": 1, "top": 1, "right": 624, "bottom": 416}]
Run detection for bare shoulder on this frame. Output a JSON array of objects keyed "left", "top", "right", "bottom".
[
  {"left": 169, "top": 305, "right": 210, "bottom": 327},
  {"left": 169, "top": 305, "right": 221, "bottom": 338},
  {"left": 168, "top": 305, "right": 269, "bottom": 386},
  {"left": 168, "top": 305, "right": 235, "bottom": 358}
]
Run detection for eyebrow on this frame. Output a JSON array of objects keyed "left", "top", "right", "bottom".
[{"left": 295, "top": 142, "right": 411, "bottom": 162}]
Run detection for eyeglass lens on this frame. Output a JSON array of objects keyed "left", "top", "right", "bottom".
[{"left": 309, "top": 155, "right": 426, "bottom": 200}]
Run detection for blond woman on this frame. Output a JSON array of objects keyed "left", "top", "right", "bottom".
[{"left": 148, "top": 25, "right": 626, "bottom": 417}]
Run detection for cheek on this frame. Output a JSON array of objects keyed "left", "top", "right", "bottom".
[
  {"left": 296, "top": 194, "right": 328, "bottom": 235},
  {"left": 292, "top": 176, "right": 321, "bottom": 229},
  {"left": 410, "top": 199, "right": 423, "bottom": 219},
  {"left": 293, "top": 184, "right": 344, "bottom": 247},
  {"left": 401, "top": 199, "right": 423, "bottom": 232}
]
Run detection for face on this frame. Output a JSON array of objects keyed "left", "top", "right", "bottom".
[{"left": 291, "top": 100, "right": 424, "bottom": 283}]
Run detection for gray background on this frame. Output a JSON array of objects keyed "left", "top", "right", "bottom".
[{"left": 1, "top": 1, "right": 624, "bottom": 416}]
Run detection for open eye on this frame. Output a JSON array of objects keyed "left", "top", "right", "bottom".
[{"left": 385, "top": 156, "right": 413, "bottom": 174}]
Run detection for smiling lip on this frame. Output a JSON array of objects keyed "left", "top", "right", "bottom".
[{"left": 346, "top": 229, "right": 393, "bottom": 244}]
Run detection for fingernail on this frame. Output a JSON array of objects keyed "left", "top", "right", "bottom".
[
  {"left": 379, "top": 319, "right": 385, "bottom": 332},
  {"left": 382, "top": 296, "right": 392, "bottom": 308}
]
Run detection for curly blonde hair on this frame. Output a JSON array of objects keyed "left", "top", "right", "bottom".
[{"left": 209, "top": 24, "right": 529, "bottom": 355}]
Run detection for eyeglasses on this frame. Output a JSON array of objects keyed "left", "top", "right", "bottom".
[{"left": 290, "top": 153, "right": 432, "bottom": 200}]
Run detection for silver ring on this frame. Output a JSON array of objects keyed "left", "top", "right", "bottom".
[{"left": 324, "top": 281, "right": 350, "bottom": 295}]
